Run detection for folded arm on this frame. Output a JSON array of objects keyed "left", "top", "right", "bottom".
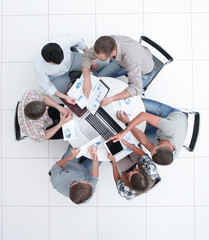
[
  {"left": 45, "top": 113, "right": 73, "bottom": 139},
  {"left": 44, "top": 95, "right": 73, "bottom": 115}
]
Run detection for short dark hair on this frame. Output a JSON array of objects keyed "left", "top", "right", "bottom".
[
  {"left": 152, "top": 146, "right": 173, "bottom": 165},
  {"left": 70, "top": 182, "right": 93, "bottom": 204},
  {"left": 94, "top": 36, "right": 116, "bottom": 56},
  {"left": 130, "top": 171, "right": 149, "bottom": 191},
  {"left": 41, "top": 43, "right": 64, "bottom": 64},
  {"left": 24, "top": 101, "right": 46, "bottom": 120}
]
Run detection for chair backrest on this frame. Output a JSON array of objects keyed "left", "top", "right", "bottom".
[
  {"left": 182, "top": 110, "right": 200, "bottom": 151},
  {"left": 140, "top": 36, "right": 173, "bottom": 91}
]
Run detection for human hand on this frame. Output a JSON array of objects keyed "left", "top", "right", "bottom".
[
  {"left": 108, "top": 131, "right": 127, "bottom": 143},
  {"left": 60, "top": 113, "right": 73, "bottom": 125},
  {"left": 107, "top": 153, "right": 116, "bottom": 162},
  {"left": 117, "top": 110, "right": 130, "bottom": 124},
  {"left": 59, "top": 107, "right": 72, "bottom": 116},
  {"left": 68, "top": 148, "right": 80, "bottom": 160},
  {"left": 100, "top": 97, "right": 113, "bottom": 107},
  {"left": 65, "top": 95, "right": 76, "bottom": 105},
  {"left": 83, "top": 81, "right": 92, "bottom": 99},
  {"left": 88, "top": 146, "right": 98, "bottom": 161},
  {"left": 91, "top": 60, "right": 99, "bottom": 70}
]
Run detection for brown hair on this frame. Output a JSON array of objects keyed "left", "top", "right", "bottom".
[
  {"left": 70, "top": 182, "right": 93, "bottom": 204},
  {"left": 94, "top": 36, "right": 116, "bottom": 56},
  {"left": 152, "top": 146, "right": 173, "bottom": 165},
  {"left": 130, "top": 171, "right": 149, "bottom": 191},
  {"left": 24, "top": 101, "right": 46, "bottom": 120}
]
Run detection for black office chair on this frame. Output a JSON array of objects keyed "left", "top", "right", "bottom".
[
  {"left": 69, "top": 46, "right": 82, "bottom": 81},
  {"left": 139, "top": 36, "right": 174, "bottom": 93},
  {"left": 182, "top": 110, "right": 200, "bottom": 151}
]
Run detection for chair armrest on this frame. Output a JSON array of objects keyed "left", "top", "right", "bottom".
[{"left": 140, "top": 35, "right": 173, "bottom": 64}]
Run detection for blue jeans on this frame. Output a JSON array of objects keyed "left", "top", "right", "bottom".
[
  {"left": 62, "top": 144, "right": 102, "bottom": 179},
  {"left": 142, "top": 67, "right": 156, "bottom": 90},
  {"left": 142, "top": 98, "right": 179, "bottom": 144},
  {"left": 96, "top": 60, "right": 127, "bottom": 78},
  {"left": 95, "top": 60, "right": 156, "bottom": 90},
  {"left": 49, "top": 52, "right": 108, "bottom": 93}
]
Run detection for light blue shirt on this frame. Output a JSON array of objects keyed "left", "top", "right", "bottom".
[
  {"left": 155, "top": 111, "right": 188, "bottom": 158},
  {"left": 50, "top": 158, "right": 98, "bottom": 202},
  {"left": 34, "top": 34, "right": 87, "bottom": 95}
]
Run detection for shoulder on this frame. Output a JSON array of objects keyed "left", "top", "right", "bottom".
[
  {"left": 19, "top": 90, "right": 46, "bottom": 110},
  {"left": 168, "top": 111, "right": 187, "bottom": 122},
  {"left": 34, "top": 53, "right": 47, "bottom": 71},
  {"left": 139, "top": 154, "right": 160, "bottom": 180}
]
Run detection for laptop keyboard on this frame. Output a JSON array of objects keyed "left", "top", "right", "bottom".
[{"left": 85, "top": 113, "right": 114, "bottom": 140}]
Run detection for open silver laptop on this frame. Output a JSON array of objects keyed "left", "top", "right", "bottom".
[{"left": 79, "top": 107, "right": 122, "bottom": 141}]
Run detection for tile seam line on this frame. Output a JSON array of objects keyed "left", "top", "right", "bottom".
[
  {"left": 1, "top": 12, "right": 209, "bottom": 16},
  {"left": 1, "top": 205, "right": 206, "bottom": 207},
  {"left": 1, "top": 0, "right": 3, "bottom": 238}
]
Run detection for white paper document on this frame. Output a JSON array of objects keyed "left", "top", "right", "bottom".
[
  {"left": 67, "top": 75, "right": 109, "bottom": 114},
  {"left": 111, "top": 98, "right": 139, "bottom": 122},
  {"left": 62, "top": 113, "right": 81, "bottom": 141},
  {"left": 76, "top": 136, "right": 103, "bottom": 158}
]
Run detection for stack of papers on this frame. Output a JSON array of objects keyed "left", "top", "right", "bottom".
[
  {"left": 76, "top": 136, "right": 103, "bottom": 158},
  {"left": 112, "top": 98, "right": 137, "bottom": 121},
  {"left": 67, "top": 75, "right": 109, "bottom": 115}
]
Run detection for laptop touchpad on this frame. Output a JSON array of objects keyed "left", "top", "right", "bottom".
[{"left": 79, "top": 118, "right": 99, "bottom": 140}]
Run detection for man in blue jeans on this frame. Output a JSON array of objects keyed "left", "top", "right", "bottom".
[
  {"left": 50, "top": 144, "right": 102, "bottom": 204},
  {"left": 82, "top": 35, "right": 155, "bottom": 105},
  {"left": 109, "top": 98, "right": 188, "bottom": 166}
]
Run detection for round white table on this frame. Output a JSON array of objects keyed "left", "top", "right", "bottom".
[{"left": 68, "top": 76, "right": 145, "bottom": 161}]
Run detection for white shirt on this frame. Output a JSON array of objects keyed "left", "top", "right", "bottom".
[{"left": 34, "top": 34, "right": 87, "bottom": 95}]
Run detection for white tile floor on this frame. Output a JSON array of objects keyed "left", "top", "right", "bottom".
[{"left": 0, "top": 0, "right": 209, "bottom": 240}]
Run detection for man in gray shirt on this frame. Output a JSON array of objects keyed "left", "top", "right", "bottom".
[
  {"left": 50, "top": 144, "right": 100, "bottom": 204},
  {"left": 109, "top": 98, "right": 188, "bottom": 166},
  {"left": 82, "top": 35, "right": 155, "bottom": 105}
]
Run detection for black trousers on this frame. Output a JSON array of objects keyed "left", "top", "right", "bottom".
[{"left": 46, "top": 105, "right": 64, "bottom": 140}]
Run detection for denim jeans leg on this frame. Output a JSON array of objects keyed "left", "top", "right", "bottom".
[
  {"left": 142, "top": 67, "right": 156, "bottom": 90},
  {"left": 79, "top": 158, "right": 102, "bottom": 179},
  {"left": 49, "top": 72, "right": 71, "bottom": 93},
  {"left": 69, "top": 52, "right": 83, "bottom": 71},
  {"left": 62, "top": 144, "right": 73, "bottom": 159},
  {"left": 91, "top": 60, "right": 108, "bottom": 76},
  {"left": 96, "top": 60, "right": 127, "bottom": 78},
  {"left": 144, "top": 124, "right": 158, "bottom": 144},
  {"left": 142, "top": 98, "right": 179, "bottom": 118}
]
